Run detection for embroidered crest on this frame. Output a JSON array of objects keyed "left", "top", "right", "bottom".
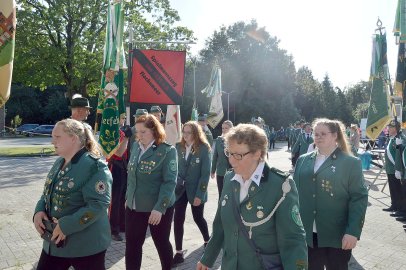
[
  {"left": 169, "top": 160, "right": 177, "bottom": 172},
  {"left": 291, "top": 205, "right": 303, "bottom": 227},
  {"left": 80, "top": 212, "right": 94, "bottom": 224},
  {"left": 95, "top": 181, "right": 107, "bottom": 194}
]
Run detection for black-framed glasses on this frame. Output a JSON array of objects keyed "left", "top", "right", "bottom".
[{"left": 224, "top": 149, "right": 251, "bottom": 160}]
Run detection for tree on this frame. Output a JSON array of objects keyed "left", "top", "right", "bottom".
[
  {"left": 194, "top": 20, "right": 298, "bottom": 128},
  {"left": 14, "top": 0, "right": 194, "bottom": 99}
]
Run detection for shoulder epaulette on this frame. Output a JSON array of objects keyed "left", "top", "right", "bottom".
[
  {"left": 270, "top": 167, "right": 290, "bottom": 178},
  {"left": 88, "top": 153, "right": 101, "bottom": 160}
]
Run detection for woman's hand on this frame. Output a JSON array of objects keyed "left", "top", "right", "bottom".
[
  {"left": 51, "top": 218, "right": 66, "bottom": 245},
  {"left": 193, "top": 197, "right": 202, "bottom": 207},
  {"left": 33, "top": 211, "right": 48, "bottom": 235},
  {"left": 148, "top": 210, "right": 162, "bottom": 225},
  {"left": 342, "top": 234, "right": 357, "bottom": 250},
  {"left": 196, "top": 261, "right": 209, "bottom": 270}
]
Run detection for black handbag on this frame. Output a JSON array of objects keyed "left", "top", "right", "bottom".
[
  {"left": 230, "top": 190, "right": 283, "bottom": 270},
  {"left": 175, "top": 152, "right": 192, "bottom": 197},
  {"left": 41, "top": 219, "right": 66, "bottom": 248}
]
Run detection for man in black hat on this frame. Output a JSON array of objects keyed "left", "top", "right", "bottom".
[{"left": 70, "top": 94, "right": 92, "bottom": 131}]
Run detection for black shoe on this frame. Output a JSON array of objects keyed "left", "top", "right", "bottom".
[
  {"left": 172, "top": 253, "right": 184, "bottom": 266},
  {"left": 396, "top": 217, "right": 406, "bottom": 222},
  {"left": 390, "top": 211, "right": 406, "bottom": 217},
  {"left": 111, "top": 233, "right": 123, "bottom": 241},
  {"left": 382, "top": 206, "right": 396, "bottom": 212}
]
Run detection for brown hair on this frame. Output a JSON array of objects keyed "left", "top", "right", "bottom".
[
  {"left": 225, "top": 123, "right": 268, "bottom": 159},
  {"left": 56, "top": 119, "right": 101, "bottom": 157},
  {"left": 135, "top": 114, "right": 166, "bottom": 145},
  {"left": 180, "top": 121, "right": 211, "bottom": 153},
  {"left": 312, "top": 118, "right": 351, "bottom": 155}
]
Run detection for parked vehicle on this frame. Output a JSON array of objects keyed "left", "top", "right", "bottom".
[
  {"left": 26, "top": 125, "right": 55, "bottom": 137},
  {"left": 15, "top": 124, "right": 39, "bottom": 135}
]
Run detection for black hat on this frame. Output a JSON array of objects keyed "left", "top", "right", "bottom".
[{"left": 70, "top": 96, "right": 91, "bottom": 108}]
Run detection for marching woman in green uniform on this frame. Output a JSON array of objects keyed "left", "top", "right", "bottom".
[
  {"left": 125, "top": 114, "right": 178, "bottom": 270},
  {"left": 293, "top": 118, "right": 368, "bottom": 270},
  {"left": 197, "top": 124, "right": 308, "bottom": 270},
  {"left": 211, "top": 120, "right": 233, "bottom": 198},
  {"left": 173, "top": 121, "right": 212, "bottom": 265},
  {"left": 33, "top": 119, "right": 112, "bottom": 270}
]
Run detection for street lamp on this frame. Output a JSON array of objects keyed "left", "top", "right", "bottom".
[{"left": 221, "top": 91, "right": 235, "bottom": 120}]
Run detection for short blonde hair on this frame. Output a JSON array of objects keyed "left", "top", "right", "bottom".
[{"left": 225, "top": 123, "right": 268, "bottom": 159}]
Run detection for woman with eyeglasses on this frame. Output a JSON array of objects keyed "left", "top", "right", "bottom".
[
  {"left": 173, "top": 121, "right": 212, "bottom": 266},
  {"left": 197, "top": 124, "right": 308, "bottom": 270},
  {"left": 293, "top": 118, "right": 368, "bottom": 270},
  {"left": 211, "top": 120, "right": 233, "bottom": 198}
]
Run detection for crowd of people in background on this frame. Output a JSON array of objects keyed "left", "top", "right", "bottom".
[{"left": 34, "top": 94, "right": 406, "bottom": 269}]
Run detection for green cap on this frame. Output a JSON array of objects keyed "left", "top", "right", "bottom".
[
  {"left": 133, "top": 109, "right": 148, "bottom": 117},
  {"left": 198, "top": 113, "right": 208, "bottom": 121},
  {"left": 150, "top": 105, "right": 162, "bottom": 113}
]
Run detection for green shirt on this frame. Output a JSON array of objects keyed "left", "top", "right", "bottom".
[
  {"left": 34, "top": 149, "right": 112, "bottom": 257},
  {"left": 201, "top": 164, "right": 308, "bottom": 270},
  {"left": 126, "top": 142, "right": 178, "bottom": 213},
  {"left": 293, "top": 149, "right": 368, "bottom": 249},
  {"left": 176, "top": 142, "right": 211, "bottom": 204},
  {"left": 211, "top": 136, "right": 230, "bottom": 177}
]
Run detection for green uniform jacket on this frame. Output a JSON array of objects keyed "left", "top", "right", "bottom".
[
  {"left": 292, "top": 133, "right": 314, "bottom": 157},
  {"left": 386, "top": 137, "right": 398, "bottom": 174},
  {"left": 34, "top": 149, "right": 112, "bottom": 257},
  {"left": 290, "top": 128, "right": 301, "bottom": 147},
  {"left": 126, "top": 142, "right": 178, "bottom": 214},
  {"left": 392, "top": 134, "right": 406, "bottom": 175},
  {"left": 176, "top": 142, "right": 211, "bottom": 203},
  {"left": 293, "top": 149, "right": 368, "bottom": 249},
  {"left": 201, "top": 164, "right": 308, "bottom": 270},
  {"left": 211, "top": 136, "right": 230, "bottom": 177},
  {"left": 204, "top": 128, "right": 214, "bottom": 146}
]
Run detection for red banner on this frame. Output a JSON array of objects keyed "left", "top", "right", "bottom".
[{"left": 130, "top": 49, "right": 186, "bottom": 104}]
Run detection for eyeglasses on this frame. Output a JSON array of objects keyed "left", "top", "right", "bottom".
[
  {"left": 224, "top": 149, "right": 251, "bottom": 160},
  {"left": 314, "top": 132, "right": 332, "bottom": 138}
]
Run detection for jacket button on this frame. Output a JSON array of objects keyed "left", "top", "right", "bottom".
[
  {"left": 313, "top": 194, "right": 315, "bottom": 198},
  {"left": 313, "top": 211, "right": 316, "bottom": 214},
  {"left": 313, "top": 178, "right": 316, "bottom": 182},
  {"left": 234, "top": 231, "right": 238, "bottom": 236}
]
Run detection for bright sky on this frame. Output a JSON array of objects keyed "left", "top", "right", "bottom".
[{"left": 170, "top": 0, "right": 398, "bottom": 90}]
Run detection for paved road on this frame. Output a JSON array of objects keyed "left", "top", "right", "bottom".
[
  {"left": 0, "top": 137, "right": 52, "bottom": 147},
  {"left": 0, "top": 142, "right": 406, "bottom": 269}
]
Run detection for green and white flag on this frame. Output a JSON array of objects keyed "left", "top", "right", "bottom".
[
  {"left": 191, "top": 106, "right": 198, "bottom": 121},
  {"left": 394, "top": 0, "right": 406, "bottom": 43},
  {"left": 201, "top": 65, "right": 224, "bottom": 128},
  {"left": 97, "top": 0, "right": 127, "bottom": 158},
  {"left": 366, "top": 32, "right": 392, "bottom": 140}
]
